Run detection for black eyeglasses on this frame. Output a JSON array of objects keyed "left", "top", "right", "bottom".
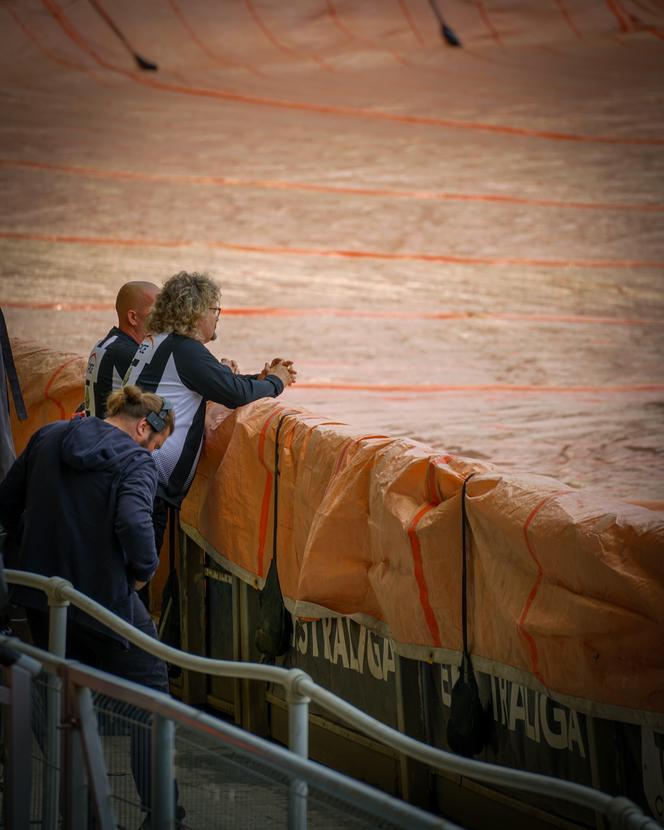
[{"left": 209, "top": 307, "right": 222, "bottom": 320}]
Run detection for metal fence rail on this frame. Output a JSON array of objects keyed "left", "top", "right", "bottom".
[
  {"left": 3, "top": 569, "right": 660, "bottom": 830},
  {"left": 1, "top": 637, "right": 452, "bottom": 830}
]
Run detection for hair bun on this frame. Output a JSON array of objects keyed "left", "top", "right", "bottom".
[{"left": 122, "top": 385, "right": 142, "bottom": 404}]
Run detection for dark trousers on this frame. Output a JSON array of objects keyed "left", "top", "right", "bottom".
[
  {"left": 26, "top": 593, "right": 173, "bottom": 813},
  {"left": 138, "top": 496, "right": 171, "bottom": 610},
  {"left": 153, "top": 496, "right": 170, "bottom": 557}
]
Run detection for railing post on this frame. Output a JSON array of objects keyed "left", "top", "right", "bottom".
[
  {"left": 62, "top": 671, "right": 87, "bottom": 830},
  {"left": 151, "top": 714, "right": 176, "bottom": 830},
  {"left": 48, "top": 600, "right": 68, "bottom": 657},
  {"left": 287, "top": 671, "right": 311, "bottom": 830},
  {"left": 76, "top": 687, "right": 116, "bottom": 830},
  {"left": 1, "top": 650, "right": 41, "bottom": 830},
  {"left": 7, "top": 570, "right": 661, "bottom": 830},
  {"left": 43, "top": 580, "right": 69, "bottom": 830}
]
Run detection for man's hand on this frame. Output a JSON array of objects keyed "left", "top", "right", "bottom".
[
  {"left": 220, "top": 357, "right": 239, "bottom": 373},
  {"left": 258, "top": 357, "right": 286, "bottom": 380},
  {"left": 267, "top": 358, "right": 297, "bottom": 387},
  {"left": 259, "top": 357, "right": 294, "bottom": 380},
  {"left": 258, "top": 362, "right": 271, "bottom": 380}
]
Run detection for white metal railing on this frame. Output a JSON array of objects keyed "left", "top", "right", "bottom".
[
  {"left": 4, "top": 569, "right": 661, "bottom": 830},
  {"left": 1, "top": 636, "right": 449, "bottom": 830}
]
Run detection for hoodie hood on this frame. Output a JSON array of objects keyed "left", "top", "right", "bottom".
[{"left": 61, "top": 416, "right": 150, "bottom": 472}]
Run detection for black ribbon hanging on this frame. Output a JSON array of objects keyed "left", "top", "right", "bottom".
[
  {"left": 0, "top": 308, "right": 27, "bottom": 422},
  {"left": 255, "top": 412, "right": 293, "bottom": 659},
  {"left": 446, "top": 472, "right": 488, "bottom": 757}
]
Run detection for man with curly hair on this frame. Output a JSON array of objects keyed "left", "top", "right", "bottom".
[{"left": 124, "top": 271, "right": 296, "bottom": 525}]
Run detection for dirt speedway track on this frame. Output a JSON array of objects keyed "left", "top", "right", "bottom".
[{"left": 1, "top": 0, "right": 663, "bottom": 502}]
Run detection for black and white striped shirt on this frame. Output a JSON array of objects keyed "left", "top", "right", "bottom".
[
  {"left": 85, "top": 327, "right": 139, "bottom": 418},
  {"left": 124, "top": 333, "right": 283, "bottom": 505}
]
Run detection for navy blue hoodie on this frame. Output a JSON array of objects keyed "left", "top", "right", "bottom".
[{"left": 0, "top": 417, "right": 158, "bottom": 644}]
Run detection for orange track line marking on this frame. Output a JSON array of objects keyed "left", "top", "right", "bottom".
[
  {"left": 0, "top": 230, "right": 190, "bottom": 248},
  {"left": 2, "top": 301, "right": 117, "bottom": 312},
  {"left": 3, "top": 229, "right": 663, "bottom": 269},
  {"left": 3, "top": 229, "right": 664, "bottom": 271},
  {"left": 326, "top": 0, "right": 408, "bottom": 66},
  {"left": 4, "top": 4, "right": 115, "bottom": 86},
  {"left": 476, "top": 0, "right": 502, "bottom": 44},
  {"left": 243, "top": 0, "right": 336, "bottom": 73},
  {"left": 4, "top": 157, "right": 663, "bottom": 212},
  {"left": 222, "top": 308, "right": 664, "bottom": 326},
  {"left": 208, "top": 240, "right": 664, "bottom": 270},
  {"left": 398, "top": 0, "right": 426, "bottom": 47},
  {"left": 606, "top": 0, "right": 632, "bottom": 31},
  {"left": 167, "top": 0, "right": 264, "bottom": 77},
  {"left": 40, "top": 0, "right": 664, "bottom": 146},
  {"left": 2, "top": 300, "right": 660, "bottom": 327},
  {"left": 326, "top": 0, "right": 354, "bottom": 42},
  {"left": 291, "top": 382, "right": 664, "bottom": 394},
  {"left": 553, "top": 0, "right": 582, "bottom": 37}
]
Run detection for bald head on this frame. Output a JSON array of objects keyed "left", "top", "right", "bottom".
[{"left": 115, "top": 281, "right": 159, "bottom": 344}]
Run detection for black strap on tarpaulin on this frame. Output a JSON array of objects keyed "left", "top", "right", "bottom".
[
  {"left": 460, "top": 471, "right": 477, "bottom": 660},
  {"left": 88, "top": 0, "right": 159, "bottom": 71},
  {"left": 158, "top": 504, "right": 182, "bottom": 678},
  {"left": 0, "top": 308, "right": 27, "bottom": 422},
  {"left": 446, "top": 471, "right": 488, "bottom": 757},
  {"left": 428, "top": 0, "right": 462, "bottom": 46},
  {"left": 255, "top": 412, "right": 293, "bottom": 660}
]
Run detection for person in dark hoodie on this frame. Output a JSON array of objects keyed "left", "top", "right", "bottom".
[{"left": 0, "top": 384, "right": 179, "bottom": 826}]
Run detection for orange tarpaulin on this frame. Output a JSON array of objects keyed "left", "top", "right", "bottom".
[
  {"left": 8, "top": 340, "right": 664, "bottom": 724},
  {"left": 181, "top": 398, "right": 664, "bottom": 723},
  {"left": 9, "top": 339, "right": 86, "bottom": 453}
]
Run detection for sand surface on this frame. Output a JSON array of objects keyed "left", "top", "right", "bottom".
[{"left": 1, "top": 0, "right": 663, "bottom": 501}]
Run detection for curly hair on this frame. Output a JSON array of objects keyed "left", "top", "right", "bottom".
[
  {"left": 147, "top": 271, "right": 220, "bottom": 338},
  {"left": 105, "top": 385, "right": 175, "bottom": 434}
]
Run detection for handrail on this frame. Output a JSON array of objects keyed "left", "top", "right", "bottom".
[
  {"left": 5, "top": 569, "right": 296, "bottom": 687},
  {"left": 1, "top": 636, "right": 451, "bottom": 830},
  {"left": 4, "top": 569, "right": 660, "bottom": 830}
]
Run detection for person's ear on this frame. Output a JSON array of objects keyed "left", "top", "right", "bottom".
[
  {"left": 136, "top": 417, "right": 150, "bottom": 439},
  {"left": 126, "top": 309, "right": 138, "bottom": 327}
]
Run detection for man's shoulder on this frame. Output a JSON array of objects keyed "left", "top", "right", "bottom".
[
  {"left": 128, "top": 333, "right": 208, "bottom": 391},
  {"left": 124, "top": 445, "right": 158, "bottom": 476},
  {"left": 120, "top": 448, "right": 159, "bottom": 495},
  {"left": 91, "top": 326, "right": 122, "bottom": 349},
  {"left": 24, "top": 419, "right": 70, "bottom": 454},
  {"left": 168, "top": 334, "right": 211, "bottom": 371},
  {"left": 138, "top": 332, "right": 199, "bottom": 352},
  {"left": 88, "top": 327, "right": 138, "bottom": 363},
  {"left": 107, "top": 328, "right": 139, "bottom": 354},
  {"left": 96, "top": 424, "right": 158, "bottom": 481},
  {"left": 135, "top": 331, "right": 173, "bottom": 356},
  {"left": 35, "top": 420, "right": 69, "bottom": 440},
  {"left": 170, "top": 333, "right": 204, "bottom": 352}
]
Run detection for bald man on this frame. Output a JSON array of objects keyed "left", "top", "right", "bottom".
[{"left": 85, "top": 281, "right": 159, "bottom": 418}]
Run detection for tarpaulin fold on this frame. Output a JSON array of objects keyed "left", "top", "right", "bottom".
[
  {"left": 180, "top": 397, "right": 664, "bottom": 719},
  {"left": 8, "top": 340, "right": 664, "bottom": 721}
]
